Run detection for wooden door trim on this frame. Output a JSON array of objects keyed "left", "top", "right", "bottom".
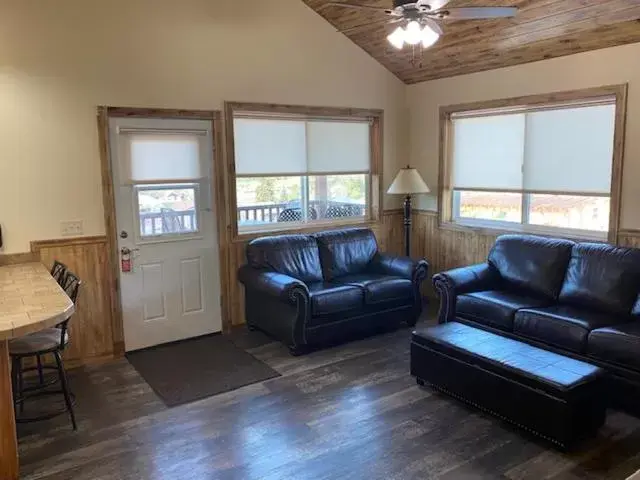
[{"left": 96, "top": 106, "right": 231, "bottom": 355}]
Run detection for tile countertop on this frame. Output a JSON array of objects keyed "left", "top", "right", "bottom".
[{"left": 0, "top": 262, "right": 74, "bottom": 341}]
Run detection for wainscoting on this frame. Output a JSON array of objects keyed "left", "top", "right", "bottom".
[
  {"left": 31, "top": 236, "right": 116, "bottom": 368},
  {"left": 411, "top": 209, "right": 640, "bottom": 296},
  {"left": 0, "top": 211, "right": 405, "bottom": 366}
]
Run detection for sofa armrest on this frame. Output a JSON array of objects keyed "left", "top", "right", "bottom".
[
  {"left": 371, "top": 253, "right": 429, "bottom": 282},
  {"left": 238, "top": 266, "right": 309, "bottom": 304},
  {"left": 432, "top": 263, "right": 500, "bottom": 323}
]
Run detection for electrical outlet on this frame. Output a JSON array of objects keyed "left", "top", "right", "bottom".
[{"left": 60, "top": 220, "right": 83, "bottom": 237}]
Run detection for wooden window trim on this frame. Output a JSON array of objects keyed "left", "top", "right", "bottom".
[
  {"left": 437, "top": 84, "right": 628, "bottom": 244},
  {"left": 224, "top": 102, "right": 383, "bottom": 242}
]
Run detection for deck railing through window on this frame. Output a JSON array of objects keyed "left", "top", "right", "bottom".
[
  {"left": 238, "top": 200, "right": 365, "bottom": 227},
  {"left": 139, "top": 201, "right": 365, "bottom": 237}
]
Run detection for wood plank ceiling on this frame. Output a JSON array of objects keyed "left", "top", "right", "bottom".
[{"left": 302, "top": 0, "right": 640, "bottom": 83}]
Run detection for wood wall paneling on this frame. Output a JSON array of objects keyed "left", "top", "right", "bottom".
[
  {"left": 413, "top": 210, "right": 640, "bottom": 297},
  {"left": 5, "top": 211, "right": 638, "bottom": 360},
  {"left": 304, "top": 0, "right": 640, "bottom": 83},
  {"left": 412, "top": 209, "right": 497, "bottom": 296},
  {"left": 31, "top": 236, "right": 115, "bottom": 367}
]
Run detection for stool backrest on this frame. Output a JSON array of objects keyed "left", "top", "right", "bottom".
[
  {"left": 58, "top": 271, "right": 81, "bottom": 348},
  {"left": 51, "top": 260, "right": 67, "bottom": 286}
]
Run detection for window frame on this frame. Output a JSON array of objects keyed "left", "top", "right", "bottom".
[
  {"left": 438, "top": 85, "right": 628, "bottom": 244},
  {"left": 224, "top": 102, "right": 383, "bottom": 240}
]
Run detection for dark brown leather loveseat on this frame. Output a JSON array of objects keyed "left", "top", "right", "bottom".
[
  {"left": 239, "top": 228, "right": 428, "bottom": 354},
  {"left": 433, "top": 234, "right": 640, "bottom": 413}
]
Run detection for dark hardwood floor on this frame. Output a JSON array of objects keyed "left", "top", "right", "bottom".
[{"left": 16, "top": 314, "right": 640, "bottom": 480}]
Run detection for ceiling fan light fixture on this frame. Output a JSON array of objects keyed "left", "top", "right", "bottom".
[
  {"left": 404, "top": 20, "right": 422, "bottom": 45},
  {"left": 387, "top": 26, "right": 405, "bottom": 49},
  {"left": 421, "top": 24, "right": 440, "bottom": 48}
]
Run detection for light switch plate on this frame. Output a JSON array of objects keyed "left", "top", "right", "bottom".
[{"left": 61, "top": 220, "right": 83, "bottom": 236}]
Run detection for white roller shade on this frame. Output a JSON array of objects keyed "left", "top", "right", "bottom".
[
  {"left": 306, "top": 121, "right": 370, "bottom": 174},
  {"left": 234, "top": 118, "right": 306, "bottom": 175},
  {"left": 523, "top": 104, "right": 615, "bottom": 194},
  {"left": 123, "top": 133, "right": 202, "bottom": 183},
  {"left": 452, "top": 114, "right": 525, "bottom": 190}
]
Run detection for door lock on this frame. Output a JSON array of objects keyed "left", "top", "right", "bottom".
[
  {"left": 120, "top": 230, "right": 128, "bottom": 239},
  {"left": 120, "top": 247, "right": 140, "bottom": 256}
]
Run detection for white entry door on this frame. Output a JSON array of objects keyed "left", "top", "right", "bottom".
[{"left": 109, "top": 117, "right": 222, "bottom": 352}]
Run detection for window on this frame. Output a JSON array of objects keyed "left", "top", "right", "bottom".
[
  {"left": 227, "top": 103, "right": 381, "bottom": 235},
  {"left": 119, "top": 126, "right": 210, "bottom": 240},
  {"left": 136, "top": 184, "right": 199, "bottom": 237},
  {"left": 441, "top": 86, "right": 626, "bottom": 241}
]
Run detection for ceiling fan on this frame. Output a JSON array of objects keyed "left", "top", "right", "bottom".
[{"left": 321, "top": 1, "right": 518, "bottom": 50}]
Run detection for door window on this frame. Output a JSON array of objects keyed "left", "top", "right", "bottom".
[
  {"left": 118, "top": 129, "right": 209, "bottom": 242},
  {"left": 136, "top": 184, "right": 200, "bottom": 238}
]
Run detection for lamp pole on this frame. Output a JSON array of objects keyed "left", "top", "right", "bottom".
[{"left": 403, "top": 194, "right": 412, "bottom": 257}]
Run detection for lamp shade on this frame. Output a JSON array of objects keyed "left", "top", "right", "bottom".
[{"left": 387, "top": 166, "right": 430, "bottom": 194}]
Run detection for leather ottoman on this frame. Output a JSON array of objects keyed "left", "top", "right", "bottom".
[{"left": 410, "top": 322, "right": 606, "bottom": 448}]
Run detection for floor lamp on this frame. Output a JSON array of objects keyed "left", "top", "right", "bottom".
[{"left": 387, "top": 166, "right": 430, "bottom": 257}]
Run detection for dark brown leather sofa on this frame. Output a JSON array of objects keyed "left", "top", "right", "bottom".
[
  {"left": 433, "top": 234, "right": 640, "bottom": 414},
  {"left": 239, "top": 228, "right": 429, "bottom": 354}
]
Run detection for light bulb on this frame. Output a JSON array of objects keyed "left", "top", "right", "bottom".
[
  {"left": 421, "top": 24, "right": 440, "bottom": 48},
  {"left": 404, "top": 21, "right": 422, "bottom": 45},
  {"left": 387, "top": 26, "right": 405, "bottom": 49}
]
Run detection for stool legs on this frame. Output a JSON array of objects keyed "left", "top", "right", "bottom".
[
  {"left": 54, "top": 351, "right": 76, "bottom": 431},
  {"left": 11, "top": 357, "right": 19, "bottom": 406},
  {"left": 17, "top": 359, "right": 24, "bottom": 414},
  {"left": 36, "top": 355, "right": 44, "bottom": 385}
]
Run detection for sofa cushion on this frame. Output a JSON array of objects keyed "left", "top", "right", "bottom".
[
  {"left": 335, "top": 273, "right": 413, "bottom": 305},
  {"left": 246, "top": 234, "right": 322, "bottom": 283},
  {"left": 588, "top": 323, "right": 640, "bottom": 371},
  {"left": 558, "top": 243, "right": 640, "bottom": 315},
  {"left": 315, "top": 228, "right": 378, "bottom": 280},
  {"left": 488, "top": 235, "right": 574, "bottom": 299},
  {"left": 456, "top": 290, "right": 550, "bottom": 332},
  {"left": 515, "top": 306, "right": 624, "bottom": 353},
  {"left": 307, "top": 282, "right": 364, "bottom": 318}
]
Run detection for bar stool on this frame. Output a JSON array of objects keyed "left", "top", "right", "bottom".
[{"left": 10, "top": 270, "right": 81, "bottom": 430}]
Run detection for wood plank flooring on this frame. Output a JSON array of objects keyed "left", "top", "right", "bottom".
[{"left": 15, "top": 315, "right": 640, "bottom": 480}]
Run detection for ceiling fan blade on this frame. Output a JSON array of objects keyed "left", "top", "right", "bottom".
[
  {"left": 422, "top": 17, "right": 443, "bottom": 35},
  {"left": 339, "top": 18, "right": 396, "bottom": 34},
  {"left": 322, "top": 2, "right": 394, "bottom": 14},
  {"left": 417, "top": 0, "right": 452, "bottom": 11},
  {"left": 440, "top": 7, "right": 518, "bottom": 20}
]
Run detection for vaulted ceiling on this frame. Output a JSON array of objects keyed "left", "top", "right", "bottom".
[{"left": 302, "top": 0, "right": 640, "bottom": 84}]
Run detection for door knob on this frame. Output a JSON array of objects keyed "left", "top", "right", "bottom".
[{"left": 120, "top": 247, "right": 140, "bottom": 255}]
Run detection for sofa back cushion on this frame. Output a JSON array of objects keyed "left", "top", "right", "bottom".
[
  {"left": 559, "top": 243, "right": 640, "bottom": 315},
  {"left": 315, "top": 228, "right": 378, "bottom": 280},
  {"left": 246, "top": 234, "right": 323, "bottom": 283},
  {"left": 488, "top": 235, "right": 575, "bottom": 299}
]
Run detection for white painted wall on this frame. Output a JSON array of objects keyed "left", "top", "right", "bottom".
[
  {"left": 407, "top": 41, "right": 640, "bottom": 230},
  {"left": 0, "top": 0, "right": 407, "bottom": 253},
  {"left": 1, "top": 0, "right": 639, "bottom": 252}
]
